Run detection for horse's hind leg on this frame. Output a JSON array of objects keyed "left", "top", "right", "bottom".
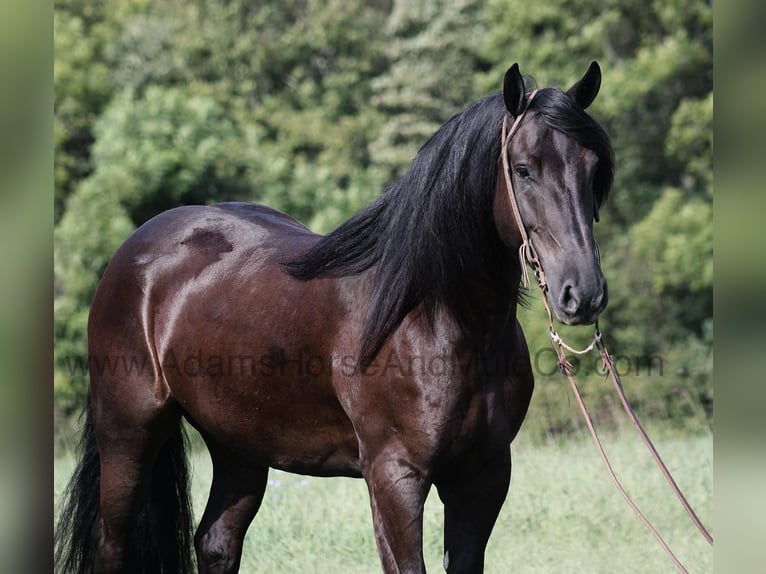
[
  {"left": 195, "top": 447, "right": 269, "bottom": 574},
  {"left": 95, "top": 441, "right": 154, "bottom": 571},
  {"left": 435, "top": 449, "right": 511, "bottom": 573},
  {"left": 94, "top": 406, "right": 183, "bottom": 572}
]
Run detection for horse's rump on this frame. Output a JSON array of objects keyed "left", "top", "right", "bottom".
[{"left": 89, "top": 202, "right": 362, "bottom": 476}]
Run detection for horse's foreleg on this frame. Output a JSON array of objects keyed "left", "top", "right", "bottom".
[
  {"left": 435, "top": 448, "right": 512, "bottom": 573},
  {"left": 363, "top": 449, "right": 430, "bottom": 574},
  {"left": 194, "top": 451, "right": 268, "bottom": 574}
]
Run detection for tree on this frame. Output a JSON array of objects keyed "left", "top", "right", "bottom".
[
  {"left": 369, "top": 0, "right": 488, "bottom": 180},
  {"left": 54, "top": 0, "right": 155, "bottom": 221},
  {"left": 54, "top": 0, "right": 112, "bottom": 221}
]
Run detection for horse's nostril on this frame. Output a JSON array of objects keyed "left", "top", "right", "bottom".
[
  {"left": 559, "top": 281, "right": 606, "bottom": 321},
  {"left": 559, "top": 283, "right": 580, "bottom": 314}
]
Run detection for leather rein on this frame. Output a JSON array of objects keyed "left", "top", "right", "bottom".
[{"left": 500, "top": 92, "right": 713, "bottom": 573}]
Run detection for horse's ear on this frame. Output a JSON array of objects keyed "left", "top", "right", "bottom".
[
  {"left": 566, "top": 61, "right": 601, "bottom": 109},
  {"left": 503, "top": 63, "right": 526, "bottom": 117}
]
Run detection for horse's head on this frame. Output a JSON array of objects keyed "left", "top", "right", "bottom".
[{"left": 495, "top": 62, "right": 613, "bottom": 325}]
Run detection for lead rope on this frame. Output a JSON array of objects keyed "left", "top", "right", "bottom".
[{"left": 500, "top": 104, "right": 713, "bottom": 573}]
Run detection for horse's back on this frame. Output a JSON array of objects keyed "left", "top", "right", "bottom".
[{"left": 117, "top": 202, "right": 315, "bottom": 266}]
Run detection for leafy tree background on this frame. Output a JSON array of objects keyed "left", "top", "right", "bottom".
[{"left": 54, "top": 0, "right": 712, "bottom": 441}]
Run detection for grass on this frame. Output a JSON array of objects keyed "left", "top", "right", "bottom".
[{"left": 54, "top": 426, "right": 712, "bottom": 573}]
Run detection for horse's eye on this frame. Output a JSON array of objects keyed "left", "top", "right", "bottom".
[{"left": 514, "top": 165, "right": 530, "bottom": 179}]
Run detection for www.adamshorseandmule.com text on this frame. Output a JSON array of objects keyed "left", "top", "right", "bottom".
[{"left": 61, "top": 348, "right": 663, "bottom": 381}]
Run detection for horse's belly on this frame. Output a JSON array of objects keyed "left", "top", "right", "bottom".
[{"left": 170, "top": 363, "right": 363, "bottom": 477}]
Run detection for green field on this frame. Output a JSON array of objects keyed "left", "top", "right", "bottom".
[{"left": 54, "top": 428, "right": 712, "bottom": 573}]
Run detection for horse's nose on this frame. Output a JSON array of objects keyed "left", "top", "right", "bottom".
[{"left": 558, "top": 278, "right": 608, "bottom": 324}]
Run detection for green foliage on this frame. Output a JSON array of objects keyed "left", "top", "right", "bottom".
[
  {"left": 632, "top": 188, "right": 713, "bottom": 295},
  {"left": 666, "top": 92, "right": 713, "bottom": 195},
  {"left": 89, "top": 86, "right": 260, "bottom": 222},
  {"left": 54, "top": 0, "right": 154, "bottom": 220},
  {"left": 54, "top": 1, "right": 112, "bottom": 220},
  {"left": 370, "top": 0, "right": 487, "bottom": 179},
  {"left": 53, "top": 0, "right": 713, "bottom": 436},
  {"left": 54, "top": 184, "right": 133, "bottom": 411}
]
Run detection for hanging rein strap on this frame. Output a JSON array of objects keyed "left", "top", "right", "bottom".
[{"left": 500, "top": 95, "right": 713, "bottom": 573}]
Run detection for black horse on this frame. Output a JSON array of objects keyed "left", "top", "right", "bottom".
[{"left": 55, "top": 62, "right": 613, "bottom": 573}]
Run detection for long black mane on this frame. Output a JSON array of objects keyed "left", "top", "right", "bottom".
[{"left": 284, "top": 88, "right": 613, "bottom": 363}]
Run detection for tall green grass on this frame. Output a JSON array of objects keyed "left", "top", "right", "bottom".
[{"left": 54, "top": 427, "right": 712, "bottom": 573}]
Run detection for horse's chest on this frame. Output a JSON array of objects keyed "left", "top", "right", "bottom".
[{"left": 433, "top": 384, "right": 513, "bottom": 463}]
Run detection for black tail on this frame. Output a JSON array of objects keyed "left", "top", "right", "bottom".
[{"left": 54, "top": 399, "right": 195, "bottom": 573}]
